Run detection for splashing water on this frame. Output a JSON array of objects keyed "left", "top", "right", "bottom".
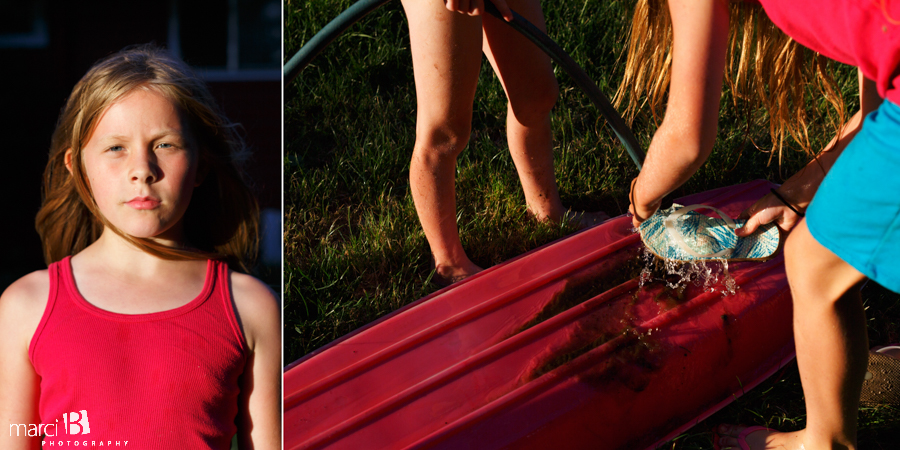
[{"left": 637, "top": 247, "right": 738, "bottom": 296}]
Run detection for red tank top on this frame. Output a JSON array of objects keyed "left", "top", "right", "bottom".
[
  {"left": 758, "top": 0, "right": 900, "bottom": 104},
  {"left": 29, "top": 257, "right": 246, "bottom": 449}
]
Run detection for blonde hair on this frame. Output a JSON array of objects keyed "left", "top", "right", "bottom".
[
  {"left": 36, "top": 45, "right": 259, "bottom": 272},
  {"left": 615, "top": 0, "right": 846, "bottom": 165}
]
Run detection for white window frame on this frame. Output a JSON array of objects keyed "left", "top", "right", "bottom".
[{"left": 168, "top": 0, "right": 280, "bottom": 81}]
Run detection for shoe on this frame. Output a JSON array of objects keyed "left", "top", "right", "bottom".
[
  {"left": 860, "top": 345, "right": 900, "bottom": 407},
  {"left": 640, "top": 204, "right": 780, "bottom": 262},
  {"left": 712, "top": 425, "right": 770, "bottom": 450}
]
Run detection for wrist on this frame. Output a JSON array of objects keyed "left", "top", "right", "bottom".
[
  {"left": 769, "top": 188, "right": 805, "bottom": 217},
  {"left": 630, "top": 177, "right": 661, "bottom": 222}
]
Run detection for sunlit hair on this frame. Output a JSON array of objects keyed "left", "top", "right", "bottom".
[
  {"left": 36, "top": 44, "right": 259, "bottom": 272},
  {"left": 615, "top": 0, "right": 846, "bottom": 165}
]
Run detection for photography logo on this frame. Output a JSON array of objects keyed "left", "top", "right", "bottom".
[
  {"left": 63, "top": 411, "right": 91, "bottom": 435},
  {"left": 9, "top": 410, "right": 90, "bottom": 437},
  {"left": 11, "top": 410, "right": 130, "bottom": 447}
]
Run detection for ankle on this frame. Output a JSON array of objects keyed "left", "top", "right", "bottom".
[
  {"left": 431, "top": 260, "right": 483, "bottom": 287},
  {"left": 526, "top": 203, "right": 566, "bottom": 224}
]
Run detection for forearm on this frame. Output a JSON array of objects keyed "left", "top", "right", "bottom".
[
  {"left": 777, "top": 73, "right": 881, "bottom": 209},
  {"left": 775, "top": 111, "right": 863, "bottom": 210},
  {"left": 733, "top": 73, "right": 882, "bottom": 236},
  {"left": 633, "top": 121, "right": 716, "bottom": 212},
  {"left": 630, "top": 0, "right": 729, "bottom": 223}
]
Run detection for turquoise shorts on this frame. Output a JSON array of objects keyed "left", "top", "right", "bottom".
[{"left": 806, "top": 100, "right": 900, "bottom": 293}]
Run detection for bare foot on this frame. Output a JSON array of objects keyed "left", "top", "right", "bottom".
[
  {"left": 715, "top": 424, "right": 807, "bottom": 450},
  {"left": 432, "top": 259, "right": 483, "bottom": 288},
  {"left": 562, "top": 210, "right": 611, "bottom": 229}
]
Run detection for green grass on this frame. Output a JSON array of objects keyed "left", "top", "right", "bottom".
[{"left": 284, "top": 0, "right": 899, "bottom": 447}]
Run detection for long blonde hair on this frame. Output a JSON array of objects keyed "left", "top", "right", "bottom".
[
  {"left": 615, "top": 0, "right": 846, "bottom": 165},
  {"left": 36, "top": 45, "right": 259, "bottom": 272}
]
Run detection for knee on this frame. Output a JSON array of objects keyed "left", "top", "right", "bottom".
[
  {"left": 784, "top": 225, "right": 854, "bottom": 306},
  {"left": 507, "top": 75, "right": 559, "bottom": 126},
  {"left": 415, "top": 119, "right": 471, "bottom": 159}
]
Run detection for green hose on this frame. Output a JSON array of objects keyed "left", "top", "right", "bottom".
[
  {"left": 284, "top": 0, "right": 392, "bottom": 85},
  {"left": 285, "top": 0, "right": 644, "bottom": 169},
  {"left": 481, "top": 1, "right": 643, "bottom": 169}
]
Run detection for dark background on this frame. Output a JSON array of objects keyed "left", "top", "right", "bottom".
[{"left": 0, "top": 0, "right": 282, "bottom": 291}]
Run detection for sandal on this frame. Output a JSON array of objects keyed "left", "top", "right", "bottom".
[
  {"left": 860, "top": 345, "right": 900, "bottom": 407},
  {"left": 712, "top": 425, "right": 771, "bottom": 450},
  {"left": 640, "top": 203, "right": 780, "bottom": 262}
]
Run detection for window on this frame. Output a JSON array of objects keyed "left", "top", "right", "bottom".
[
  {"left": 0, "top": 1, "right": 49, "bottom": 49},
  {"left": 168, "top": 0, "right": 280, "bottom": 81}
]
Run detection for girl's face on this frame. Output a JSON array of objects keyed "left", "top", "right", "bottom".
[{"left": 73, "top": 89, "right": 200, "bottom": 244}]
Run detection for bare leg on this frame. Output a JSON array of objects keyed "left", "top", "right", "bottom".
[
  {"left": 717, "top": 220, "right": 867, "bottom": 450},
  {"left": 402, "top": 0, "right": 483, "bottom": 283},
  {"left": 481, "top": 0, "right": 608, "bottom": 226}
]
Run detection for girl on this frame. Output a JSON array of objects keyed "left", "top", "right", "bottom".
[
  {"left": 401, "top": 0, "right": 606, "bottom": 286},
  {"left": 0, "top": 46, "right": 280, "bottom": 449},
  {"left": 622, "top": 1, "right": 899, "bottom": 449}
]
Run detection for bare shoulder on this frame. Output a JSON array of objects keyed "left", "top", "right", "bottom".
[
  {"left": 1, "top": 270, "right": 50, "bottom": 318},
  {"left": 229, "top": 271, "right": 280, "bottom": 351},
  {"left": 0, "top": 270, "right": 51, "bottom": 350}
]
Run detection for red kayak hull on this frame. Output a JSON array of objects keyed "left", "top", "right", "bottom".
[{"left": 284, "top": 180, "right": 795, "bottom": 450}]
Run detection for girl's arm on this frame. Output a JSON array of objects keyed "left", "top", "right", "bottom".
[
  {"left": 735, "top": 71, "right": 882, "bottom": 235},
  {"left": 0, "top": 272, "right": 49, "bottom": 450},
  {"left": 232, "top": 273, "right": 281, "bottom": 450},
  {"left": 629, "top": 0, "right": 731, "bottom": 226}
]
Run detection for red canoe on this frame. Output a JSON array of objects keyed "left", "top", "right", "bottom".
[{"left": 284, "top": 180, "right": 796, "bottom": 450}]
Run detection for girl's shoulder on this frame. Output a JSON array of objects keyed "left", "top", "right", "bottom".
[
  {"left": 0, "top": 269, "right": 50, "bottom": 314},
  {"left": 228, "top": 271, "right": 280, "bottom": 352},
  {"left": 0, "top": 270, "right": 52, "bottom": 350}
]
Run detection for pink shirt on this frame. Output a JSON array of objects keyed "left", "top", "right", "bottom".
[
  {"left": 30, "top": 257, "right": 246, "bottom": 449},
  {"left": 758, "top": 0, "right": 900, "bottom": 104}
]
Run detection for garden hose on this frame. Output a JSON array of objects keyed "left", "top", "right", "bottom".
[
  {"left": 480, "top": 0, "right": 643, "bottom": 169},
  {"left": 284, "top": 0, "right": 392, "bottom": 84},
  {"left": 286, "top": 0, "right": 644, "bottom": 169}
]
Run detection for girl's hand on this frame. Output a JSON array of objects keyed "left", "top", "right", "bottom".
[
  {"left": 444, "top": 0, "right": 513, "bottom": 21},
  {"left": 629, "top": 177, "right": 661, "bottom": 228},
  {"left": 734, "top": 192, "right": 803, "bottom": 237}
]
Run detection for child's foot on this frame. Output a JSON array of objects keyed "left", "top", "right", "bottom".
[
  {"left": 714, "top": 424, "right": 806, "bottom": 450},
  {"left": 432, "top": 259, "right": 483, "bottom": 288},
  {"left": 562, "top": 210, "right": 610, "bottom": 229}
]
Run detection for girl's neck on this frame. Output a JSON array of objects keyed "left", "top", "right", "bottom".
[
  {"left": 80, "top": 228, "right": 189, "bottom": 274},
  {"left": 70, "top": 229, "right": 210, "bottom": 315}
]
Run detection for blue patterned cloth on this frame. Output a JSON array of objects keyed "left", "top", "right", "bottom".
[
  {"left": 641, "top": 204, "right": 780, "bottom": 262},
  {"left": 806, "top": 99, "right": 900, "bottom": 293}
]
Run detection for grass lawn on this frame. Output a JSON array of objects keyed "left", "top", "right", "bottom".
[{"left": 284, "top": 0, "right": 900, "bottom": 447}]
